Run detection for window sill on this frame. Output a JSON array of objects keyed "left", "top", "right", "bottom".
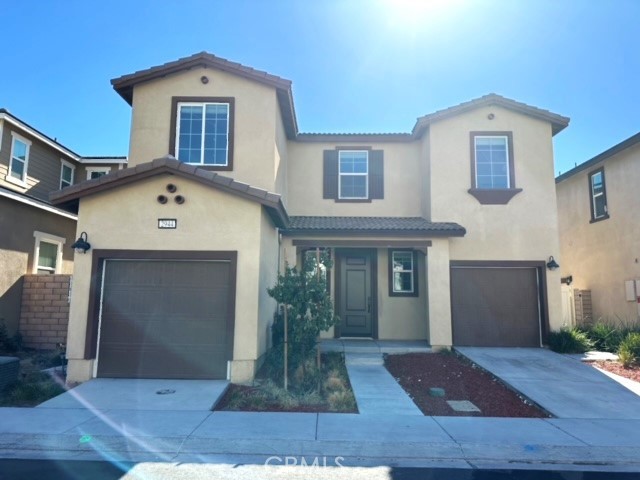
[
  {"left": 183, "top": 163, "right": 232, "bottom": 172},
  {"left": 4, "top": 174, "right": 28, "bottom": 188},
  {"left": 589, "top": 214, "right": 610, "bottom": 224},
  {"left": 468, "top": 188, "right": 522, "bottom": 205},
  {"left": 389, "top": 291, "right": 419, "bottom": 298},
  {"left": 335, "top": 198, "right": 372, "bottom": 203}
]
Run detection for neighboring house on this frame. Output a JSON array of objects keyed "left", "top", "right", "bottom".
[
  {"left": 0, "top": 108, "right": 125, "bottom": 336},
  {"left": 50, "top": 52, "right": 569, "bottom": 384},
  {"left": 556, "top": 132, "right": 640, "bottom": 324}
]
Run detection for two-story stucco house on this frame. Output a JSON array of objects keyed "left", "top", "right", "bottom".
[
  {"left": 556, "top": 132, "right": 640, "bottom": 324},
  {"left": 0, "top": 108, "right": 125, "bottom": 338},
  {"left": 51, "top": 52, "right": 569, "bottom": 384}
]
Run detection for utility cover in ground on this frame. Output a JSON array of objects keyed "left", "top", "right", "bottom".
[{"left": 447, "top": 400, "right": 481, "bottom": 412}]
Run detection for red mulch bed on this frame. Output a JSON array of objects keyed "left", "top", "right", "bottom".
[
  {"left": 385, "top": 353, "right": 549, "bottom": 417},
  {"left": 590, "top": 361, "right": 640, "bottom": 382}
]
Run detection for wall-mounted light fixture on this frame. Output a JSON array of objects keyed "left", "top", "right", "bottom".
[
  {"left": 546, "top": 256, "right": 559, "bottom": 270},
  {"left": 71, "top": 232, "right": 91, "bottom": 254},
  {"left": 561, "top": 275, "right": 573, "bottom": 285}
]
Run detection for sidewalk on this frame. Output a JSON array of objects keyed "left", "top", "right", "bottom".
[{"left": 1, "top": 408, "right": 640, "bottom": 470}]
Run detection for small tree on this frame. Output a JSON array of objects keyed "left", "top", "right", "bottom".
[{"left": 267, "top": 250, "right": 338, "bottom": 383}]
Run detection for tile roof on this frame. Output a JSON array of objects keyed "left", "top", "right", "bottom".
[
  {"left": 110, "top": 52, "right": 298, "bottom": 139},
  {"left": 413, "top": 93, "right": 570, "bottom": 136},
  {"left": 50, "top": 156, "right": 288, "bottom": 228},
  {"left": 285, "top": 216, "right": 466, "bottom": 237}
]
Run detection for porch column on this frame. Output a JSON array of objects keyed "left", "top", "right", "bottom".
[{"left": 427, "top": 238, "right": 452, "bottom": 349}]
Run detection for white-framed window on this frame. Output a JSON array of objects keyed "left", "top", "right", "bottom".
[
  {"left": 176, "top": 102, "right": 230, "bottom": 166},
  {"left": 33, "top": 231, "right": 65, "bottom": 275},
  {"left": 86, "top": 167, "right": 111, "bottom": 180},
  {"left": 389, "top": 250, "right": 418, "bottom": 297},
  {"left": 589, "top": 167, "right": 608, "bottom": 221},
  {"left": 60, "top": 159, "right": 75, "bottom": 189},
  {"left": 338, "top": 150, "right": 368, "bottom": 199},
  {"left": 8, "top": 132, "right": 31, "bottom": 185},
  {"left": 474, "top": 135, "right": 509, "bottom": 189}
]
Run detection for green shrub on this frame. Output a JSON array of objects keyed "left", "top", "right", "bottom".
[
  {"left": 580, "top": 322, "right": 625, "bottom": 353},
  {"left": 618, "top": 333, "right": 640, "bottom": 368},
  {"left": 267, "top": 251, "right": 338, "bottom": 383},
  {"left": 547, "top": 328, "right": 593, "bottom": 353}
]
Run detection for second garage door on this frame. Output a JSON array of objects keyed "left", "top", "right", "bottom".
[
  {"left": 451, "top": 265, "right": 542, "bottom": 347},
  {"left": 97, "top": 259, "right": 233, "bottom": 379}
]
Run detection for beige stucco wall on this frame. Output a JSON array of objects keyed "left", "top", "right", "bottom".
[
  {"left": 128, "top": 67, "right": 280, "bottom": 192},
  {"left": 428, "top": 105, "right": 564, "bottom": 332},
  {"left": 376, "top": 248, "right": 428, "bottom": 340},
  {"left": 66, "top": 173, "right": 268, "bottom": 383},
  {"left": 257, "top": 209, "right": 279, "bottom": 361},
  {"left": 274, "top": 104, "right": 289, "bottom": 206},
  {"left": 286, "top": 141, "right": 423, "bottom": 216},
  {"left": 556, "top": 144, "right": 640, "bottom": 323}
]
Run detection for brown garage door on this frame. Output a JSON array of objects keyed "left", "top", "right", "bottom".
[
  {"left": 97, "top": 260, "right": 232, "bottom": 379},
  {"left": 451, "top": 266, "right": 541, "bottom": 347}
]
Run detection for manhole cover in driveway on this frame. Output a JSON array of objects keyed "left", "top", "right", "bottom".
[
  {"left": 156, "top": 389, "right": 176, "bottom": 395},
  {"left": 447, "top": 400, "right": 481, "bottom": 412}
]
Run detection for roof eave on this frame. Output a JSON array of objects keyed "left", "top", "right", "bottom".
[
  {"left": 281, "top": 228, "right": 466, "bottom": 238},
  {"left": 556, "top": 131, "right": 640, "bottom": 183}
]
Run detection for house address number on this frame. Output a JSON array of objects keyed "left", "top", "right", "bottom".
[{"left": 158, "top": 218, "right": 177, "bottom": 229}]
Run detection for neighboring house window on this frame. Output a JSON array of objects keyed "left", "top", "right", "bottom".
[
  {"left": 388, "top": 249, "right": 418, "bottom": 297},
  {"left": 86, "top": 167, "right": 111, "bottom": 180},
  {"left": 8, "top": 133, "right": 31, "bottom": 185},
  {"left": 589, "top": 167, "right": 609, "bottom": 222},
  {"left": 60, "top": 160, "right": 75, "bottom": 188},
  {"left": 170, "top": 97, "right": 235, "bottom": 170},
  {"left": 323, "top": 148, "right": 384, "bottom": 202},
  {"left": 33, "top": 231, "right": 65, "bottom": 275},
  {"left": 339, "top": 150, "right": 368, "bottom": 199},
  {"left": 468, "top": 131, "right": 521, "bottom": 205}
]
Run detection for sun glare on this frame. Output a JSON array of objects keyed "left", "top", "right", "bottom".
[{"left": 383, "top": 0, "right": 463, "bottom": 30}]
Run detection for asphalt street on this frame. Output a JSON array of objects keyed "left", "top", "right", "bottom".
[{"left": 0, "top": 460, "right": 638, "bottom": 480}]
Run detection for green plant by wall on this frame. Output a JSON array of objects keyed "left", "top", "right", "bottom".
[
  {"left": 579, "top": 322, "right": 625, "bottom": 353},
  {"left": 547, "top": 328, "right": 593, "bottom": 353},
  {"left": 267, "top": 250, "right": 339, "bottom": 384},
  {"left": 618, "top": 333, "right": 640, "bottom": 368}
]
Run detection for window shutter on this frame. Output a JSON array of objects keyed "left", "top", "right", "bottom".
[
  {"left": 369, "top": 150, "right": 384, "bottom": 199},
  {"left": 323, "top": 150, "right": 339, "bottom": 199}
]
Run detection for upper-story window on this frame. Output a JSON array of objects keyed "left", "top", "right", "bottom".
[
  {"left": 87, "top": 167, "right": 111, "bottom": 180},
  {"left": 468, "top": 131, "right": 521, "bottom": 205},
  {"left": 474, "top": 136, "right": 509, "bottom": 188},
  {"left": 8, "top": 133, "right": 31, "bottom": 185},
  {"left": 323, "top": 148, "right": 384, "bottom": 202},
  {"left": 170, "top": 97, "right": 235, "bottom": 171},
  {"left": 60, "top": 160, "right": 75, "bottom": 189},
  {"left": 589, "top": 167, "right": 609, "bottom": 222},
  {"left": 339, "top": 150, "right": 368, "bottom": 199}
]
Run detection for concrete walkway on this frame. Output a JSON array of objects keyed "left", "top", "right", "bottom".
[
  {"left": 456, "top": 347, "right": 640, "bottom": 419},
  {"left": 345, "top": 352, "right": 423, "bottom": 415}
]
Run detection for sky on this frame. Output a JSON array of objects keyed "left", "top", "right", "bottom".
[{"left": 1, "top": 0, "right": 638, "bottom": 175}]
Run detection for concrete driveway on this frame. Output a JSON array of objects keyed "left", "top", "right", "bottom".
[
  {"left": 37, "top": 378, "right": 229, "bottom": 411},
  {"left": 456, "top": 347, "right": 640, "bottom": 419}
]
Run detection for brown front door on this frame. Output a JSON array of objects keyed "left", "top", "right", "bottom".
[
  {"left": 450, "top": 266, "right": 542, "bottom": 347},
  {"left": 338, "top": 251, "right": 373, "bottom": 337},
  {"left": 97, "top": 259, "right": 231, "bottom": 379}
]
